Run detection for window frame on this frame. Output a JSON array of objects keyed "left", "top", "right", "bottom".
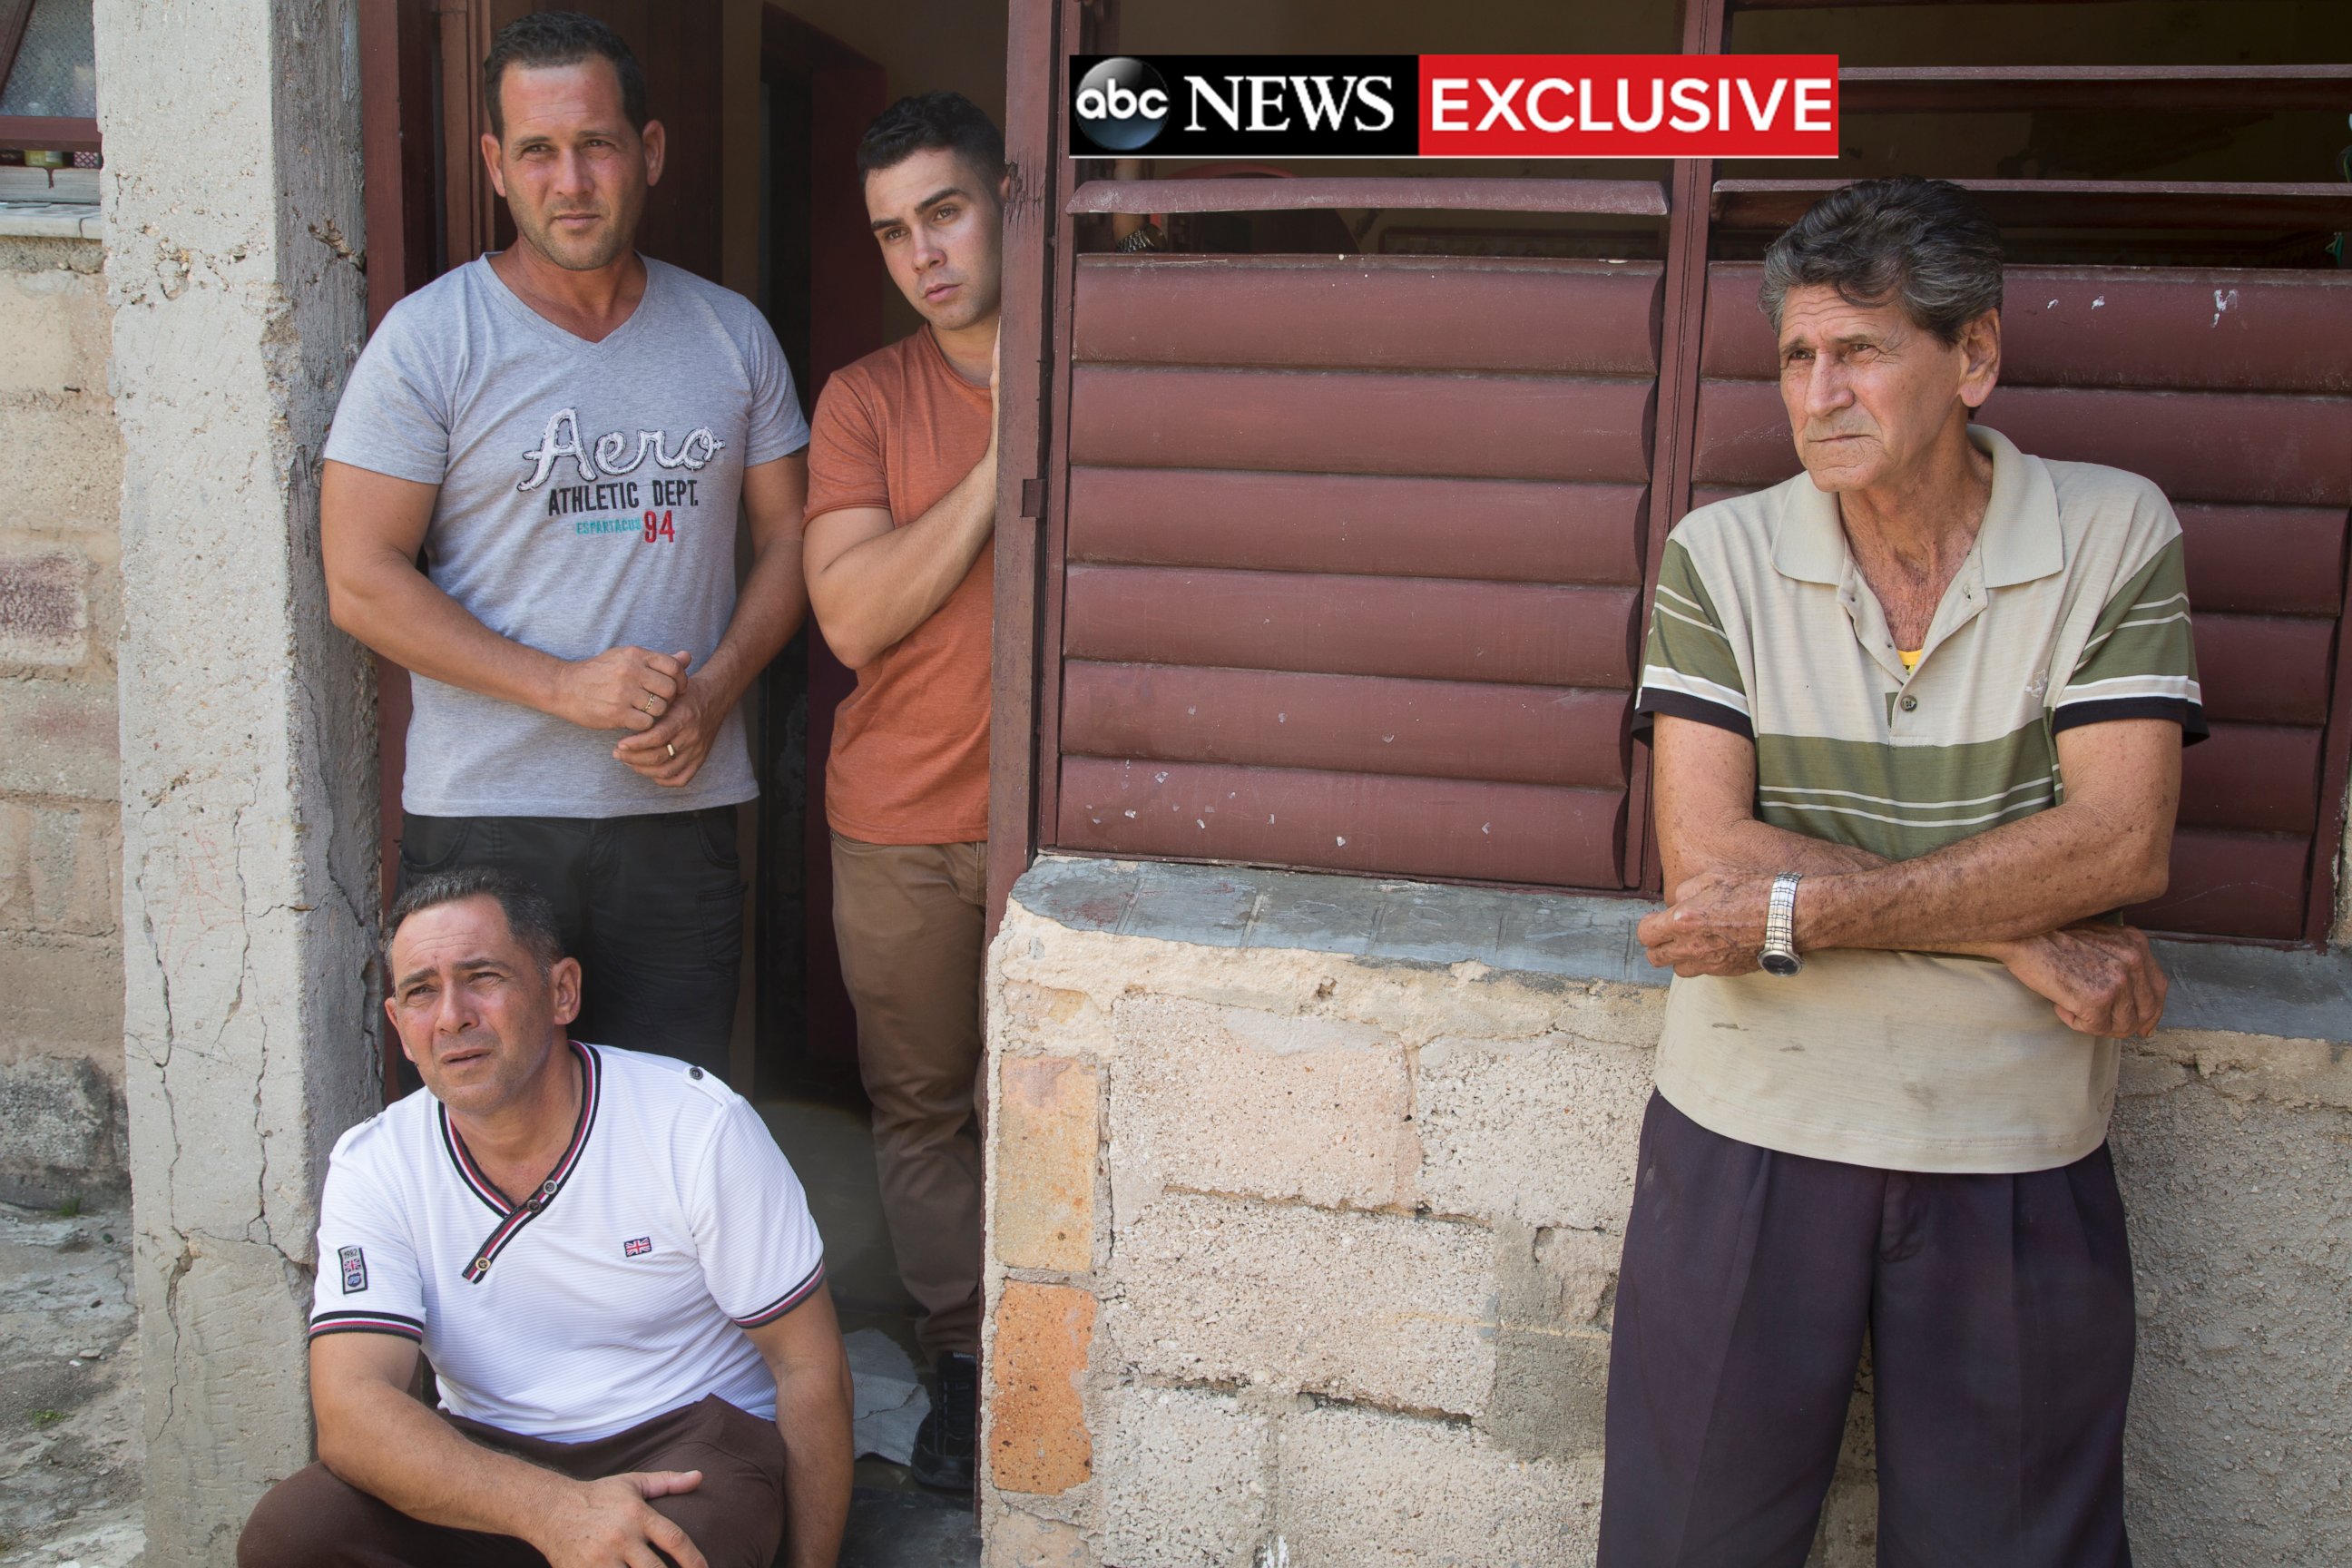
[
  {"left": 0, "top": 0, "right": 99, "bottom": 161},
  {"left": 995, "top": 0, "right": 2352, "bottom": 946}
]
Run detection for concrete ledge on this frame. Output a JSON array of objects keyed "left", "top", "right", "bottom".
[
  {"left": 2154, "top": 937, "right": 2352, "bottom": 1043},
  {"left": 1013, "top": 855, "right": 1661, "bottom": 988},
  {"left": 0, "top": 201, "right": 103, "bottom": 240},
  {"left": 1014, "top": 855, "right": 2352, "bottom": 1047}
]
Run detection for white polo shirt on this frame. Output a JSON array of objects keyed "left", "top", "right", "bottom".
[{"left": 309, "top": 1041, "right": 828, "bottom": 1443}]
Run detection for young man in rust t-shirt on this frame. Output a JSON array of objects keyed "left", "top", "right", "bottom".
[{"left": 800, "top": 92, "right": 1004, "bottom": 1494}]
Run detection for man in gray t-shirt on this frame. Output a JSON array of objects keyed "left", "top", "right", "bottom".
[{"left": 322, "top": 15, "right": 808, "bottom": 1083}]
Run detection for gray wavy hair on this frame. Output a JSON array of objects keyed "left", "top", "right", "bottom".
[{"left": 1759, "top": 176, "right": 2004, "bottom": 344}]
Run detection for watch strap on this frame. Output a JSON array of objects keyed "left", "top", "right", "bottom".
[{"left": 1764, "top": 872, "right": 1802, "bottom": 955}]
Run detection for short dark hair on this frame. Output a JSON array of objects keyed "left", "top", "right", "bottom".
[
  {"left": 386, "top": 867, "right": 566, "bottom": 975},
  {"left": 1759, "top": 177, "right": 2005, "bottom": 346},
  {"left": 857, "top": 92, "right": 1005, "bottom": 188},
  {"left": 483, "top": 11, "right": 648, "bottom": 140}
]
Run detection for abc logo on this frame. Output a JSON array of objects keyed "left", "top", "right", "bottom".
[{"left": 1075, "top": 57, "right": 1170, "bottom": 152}]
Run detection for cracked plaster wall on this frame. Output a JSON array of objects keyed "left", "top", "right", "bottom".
[{"left": 97, "top": 2, "right": 380, "bottom": 1563}]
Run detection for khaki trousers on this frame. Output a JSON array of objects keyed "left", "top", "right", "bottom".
[{"left": 829, "top": 831, "right": 986, "bottom": 1359}]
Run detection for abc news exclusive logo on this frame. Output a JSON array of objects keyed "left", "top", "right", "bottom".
[
  {"left": 1075, "top": 55, "right": 1411, "bottom": 157},
  {"left": 1071, "top": 54, "right": 1838, "bottom": 160}
]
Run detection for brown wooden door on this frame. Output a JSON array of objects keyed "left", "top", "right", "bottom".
[{"left": 754, "top": 7, "right": 887, "bottom": 1093}]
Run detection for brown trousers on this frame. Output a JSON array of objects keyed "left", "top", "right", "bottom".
[
  {"left": 828, "top": 831, "right": 986, "bottom": 1360},
  {"left": 236, "top": 1395, "right": 784, "bottom": 1568}
]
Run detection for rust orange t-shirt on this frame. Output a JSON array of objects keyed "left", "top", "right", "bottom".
[{"left": 804, "top": 328, "right": 994, "bottom": 845}]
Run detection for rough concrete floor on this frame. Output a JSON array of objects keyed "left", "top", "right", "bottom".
[
  {"left": 0, "top": 1200, "right": 142, "bottom": 1568},
  {"left": 838, "top": 1488, "right": 981, "bottom": 1567},
  {"left": 760, "top": 1100, "right": 980, "bottom": 1568}
]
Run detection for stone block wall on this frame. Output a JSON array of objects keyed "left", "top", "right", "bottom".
[
  {"left": 0, "top": 230, "right": 125, "bottom": 1209},
  {"left": 976, "top": 860, "right": 1672, "bottom": 1568},
  {"left": 981, "top": 858, "right": 2352, "bottom": 1567}
]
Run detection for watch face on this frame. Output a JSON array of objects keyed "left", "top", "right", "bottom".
[{"left": 1760, "top": 951, "right": 1802, "bottom": 977}]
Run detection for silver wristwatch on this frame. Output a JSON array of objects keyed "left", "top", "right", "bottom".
[{"left": 1760, "top": 872, "right": 1803, "bottom": 976}]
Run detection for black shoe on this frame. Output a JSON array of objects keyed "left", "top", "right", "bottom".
[{"left": 909, "top": 1351, "right": 976, "bottom": 1493}]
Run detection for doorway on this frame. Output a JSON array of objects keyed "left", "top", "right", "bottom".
[
  {"left": 749, "top": 14, "right": 984, "bottom": 1553},
  {"left": 750, "top": 5, "right": 884, "bottom": 1105},
  {"left": 360, "top": 6, "right": 992, "bottom": 1544}
]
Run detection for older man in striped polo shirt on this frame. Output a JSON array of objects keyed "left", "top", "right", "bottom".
[{"left": 1602, "top": 178, "right": 2201, "bottom": 1566}]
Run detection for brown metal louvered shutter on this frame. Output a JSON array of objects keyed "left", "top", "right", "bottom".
[
  {"left": 1044, "top": 254, "right": 1661, "bottom": 889},
  {"left": 1692, "top": 262, "right": 2352, "bottom": 941}
]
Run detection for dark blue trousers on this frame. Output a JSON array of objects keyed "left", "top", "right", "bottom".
[{"left": 1599, "top": 1092, "right": 2135, "bottom": 1568}]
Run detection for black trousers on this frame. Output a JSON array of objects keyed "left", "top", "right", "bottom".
[
  {"left": 397, "top": 808, "right": 743, "bottom": 1083},
  {"left": 1599, "top": 1093, "right": 2135, "bottom": 1568}
]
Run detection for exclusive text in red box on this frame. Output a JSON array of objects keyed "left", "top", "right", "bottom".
[{"left": 1417, "top": 55, "right": 1840, "bottom": 159}]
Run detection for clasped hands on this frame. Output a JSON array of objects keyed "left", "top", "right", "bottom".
[
  {"left": 1637, "top": 870, "right": 2168, "bottom": 1039},
  {"left": 550, "top": 645, "right": 724, "bottom": 789}
]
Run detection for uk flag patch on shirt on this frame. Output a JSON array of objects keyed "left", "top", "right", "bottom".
[
  {"left": 339, "top": 1246, "right": 368, "bottom": 1294},
  {"left": 623, "top": 1237, "right": 652, "bottom": 1259}
]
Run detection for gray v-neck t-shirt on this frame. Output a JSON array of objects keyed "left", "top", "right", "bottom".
[{"left": 325, "top": 255, "right": 809, "bottom": 818}]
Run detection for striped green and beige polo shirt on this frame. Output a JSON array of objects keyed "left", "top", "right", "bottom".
[{"left": 1633, "top": 425, "right": 2204, "bottom": 1173}]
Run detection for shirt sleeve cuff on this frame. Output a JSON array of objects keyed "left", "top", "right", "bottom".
[
  {"left": 2050, "top": 696, "right": 2210, "bottom": 745},
  {"left": 802, "top": 495, "right": 893, "bottom": 525},
  {"left": 748, "top": 427, "right": 815, "bottom": 467},
  {"left": 319, "top": 448, "right": 447, "bottom": 487},
  {"left": 1632, "top": 689, "right": 1754, "bottom": 742},
  {"left": 730, "top": 1259, "right": 828, "bottom": 1328},
  {"left": 309, "top": 1309, "right": 425, "bottom": 1342}
]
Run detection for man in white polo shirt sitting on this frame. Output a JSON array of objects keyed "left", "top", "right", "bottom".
[{"left": 237, "top": 869, "right": 851, "bottom": 1568}]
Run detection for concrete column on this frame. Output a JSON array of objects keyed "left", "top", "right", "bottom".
[{"left": 98, "top": 2, "right": 380, "bottom": 1561}]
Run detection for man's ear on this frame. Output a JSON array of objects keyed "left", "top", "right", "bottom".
[
  {"left": 479, "top": 132, "right": 509, "bottom": 199},
  {"left": 641, "top": 119, "right": 666, "bottom": 189},
  {"left": 385, "top": 996, "right": 422, "bottom": 1064},
  {"left": 1957, "top": 308, "right": 2002, "bottom": 411},
  {"left": 998, "top": 170, "right": 1012, "bottom": 207},
  {"left": 548, "top": 956, "right": 583, "bottom": 1027}
]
